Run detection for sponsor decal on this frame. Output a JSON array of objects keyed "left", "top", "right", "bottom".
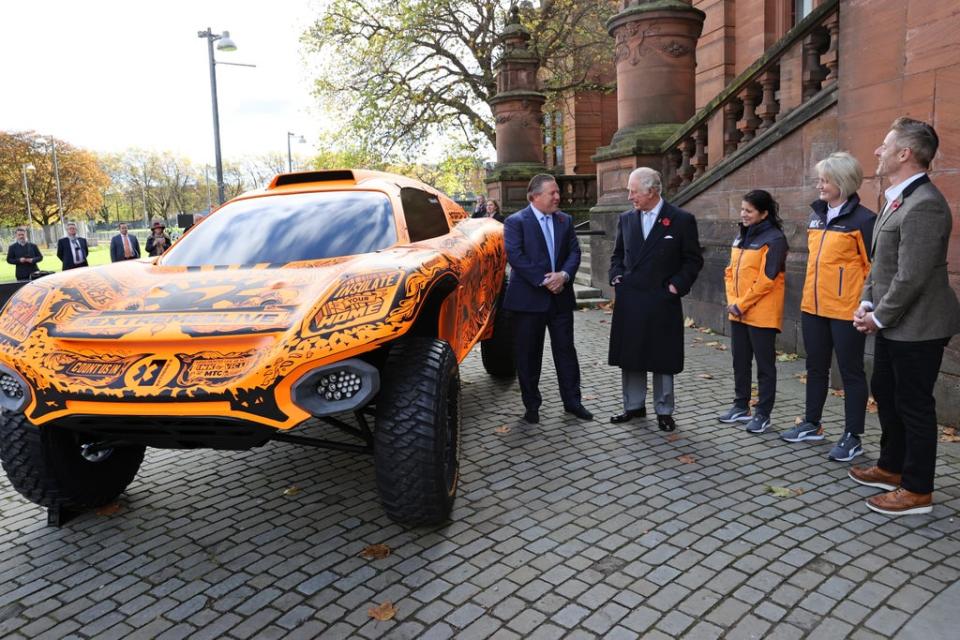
[
  {"left": 0, "top": 287, "right": 49, "bottom": 342},
  {"left": 44, "top": 352, "right": 145, "bottom": 388},
  {"left": 311, "top": 271, "right": 402, "bottom": 332},
  {"left": 124, "top": 356, "right": 177, "bottom": 388},
  {"left": 49, "top": 309, "right": 293, "bottom": 337},
  {"left": 176, "top": 352, "right": 255, "bottom": 386}
]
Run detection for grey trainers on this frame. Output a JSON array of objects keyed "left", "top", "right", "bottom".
[
  {"left": 780, "top": 421, "right": 824, "bottom": 443},
  {"left": 717, "top": 406, "right": 751, "bottom": 423},
  {"left": 745, "top": 413, "right": 772, "bottom": 434},
  {"left": 828, "top": 432, "right": 863, "bottom": 461}
]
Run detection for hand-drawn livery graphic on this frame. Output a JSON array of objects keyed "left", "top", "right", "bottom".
[{"left": 0, "top": 170, "right": 513, "bottom": 525}]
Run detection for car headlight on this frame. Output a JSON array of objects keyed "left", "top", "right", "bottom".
[
  {"left": 0, "top": 364, "right": 31, "bottom": 413},
  {"left": 291, "top": 359, "right": 379, "bottom": 417}
]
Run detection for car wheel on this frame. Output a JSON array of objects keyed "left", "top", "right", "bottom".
[
  {"left": 374, "top": 337, "right": 461, "bottom": 525},
  {"left": 480, "top": 303, "right": 515, "bottom": 379},
  {"left": 0, "top": 411, "right": 145, "bottom": 511}
]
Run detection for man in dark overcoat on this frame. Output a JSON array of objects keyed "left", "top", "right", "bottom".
[
  {"left": 608, "top": 167, "right": 703, "bottom": 431},
  {"left": 6, "top": 227, "right": 43, "bottom": 281}
]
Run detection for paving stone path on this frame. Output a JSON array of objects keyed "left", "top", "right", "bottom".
[{"left": 1, "top": 309, "right": 958, "bottom": 639}]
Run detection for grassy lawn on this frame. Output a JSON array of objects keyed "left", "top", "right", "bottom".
[{"left": 0, "top": 245, "right": 115, "bottom": 282}]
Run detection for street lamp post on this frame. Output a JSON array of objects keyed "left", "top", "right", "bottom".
[
  {"left": 286, "top": 132, "right": 305, "bottom": 172},
  {"left": 198, "top": 27, "right": 238, "bottom": 206},
  {"left": 50, "top": 138, "right": 66, "bottom": 237}
]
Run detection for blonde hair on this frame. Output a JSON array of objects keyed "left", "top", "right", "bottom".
[{"left": 815, "top": 151, "right": 863, "bottom": 201}]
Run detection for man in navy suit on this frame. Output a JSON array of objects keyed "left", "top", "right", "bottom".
[
  {"left": 503, "top": 174, "right": 592, "bottom": 424},
  {"left": 56, "top": 221, "right": 89, "bottom": 270},
  {"left": 608, "top": 167, "right": 703, "bottom": 432},
  {"left": 110, "top": 223, "right": 141, "bottom": 262}
]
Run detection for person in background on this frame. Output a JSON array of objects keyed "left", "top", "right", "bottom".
[
  {"left": 780, "top": 152, "right": 875, "bottom": 461},
  {"left": 503, "top": 174, "right": 591, "bottom": 424},
  {"left": 110, "top": 222, "right": 141, "bottom": 262},
  {"left": 850, "top": 117, "right": 960, "bottom": 516},
  {"left": 482, "top": 199, "right": 504, "bottom": 222},
  {"left": 608, "top": 167, "right": 703, "bottom": 432},
  {"left": 6, "top": 227, "right": 43, "bottom": 281},
  {"left": 718, "top": 190, "right": 788, "bottom": 435},
  {"left": 146, "top": 220, "right": 171, "bottom": 257},
  {"left": 472, "top": 194, "right": 487, "bottom": 218},
  {"left": 56, "top": 221, "right": 89, "bottom": 270}
]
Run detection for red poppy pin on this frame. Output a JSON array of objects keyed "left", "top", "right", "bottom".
[
  {"left": 661, "top": 218, "right": 671, "bottom": 227},
  {"left": 891, "top": 198, "right": 902, "bottom": 212}
]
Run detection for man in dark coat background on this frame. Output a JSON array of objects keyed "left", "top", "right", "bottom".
[
  {"left": 110, "top": 222, "right": 141, "bottom": 262},
  {"left": 56, "top": 221, "right": 89, "bottom": 270},
  {"left": 503, "top": 174, "right": 592, "bottom": 424},
  {"left": 6, "top": 227, "right": 43, "bottom": 281},
  {"left": 608, "top": 167, "right": 703, "bottom": 431}
]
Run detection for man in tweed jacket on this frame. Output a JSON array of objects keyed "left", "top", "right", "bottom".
[{"left": 850, "top": 117, "right": 960, "bottom": 516}]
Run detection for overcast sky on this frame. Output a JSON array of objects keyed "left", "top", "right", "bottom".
[{"left": 0, "top": 0, "right": 326, "bottom": 166}]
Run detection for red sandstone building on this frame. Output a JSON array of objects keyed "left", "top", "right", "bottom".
[{"left": 486, "top": 0, "right": 960, "bottom": 423}]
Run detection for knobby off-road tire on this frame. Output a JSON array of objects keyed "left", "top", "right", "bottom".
[
  {"left": 374, "top": 337, "right": 461, "bottom": 525},
  {"left": 0, "top": 411, "right": 145, "bottom": 511},
  {"left": 480, "top": 303, "right": 515, "bottom": 379}
]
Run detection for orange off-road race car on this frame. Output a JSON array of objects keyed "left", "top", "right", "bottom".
[{"left": 0, "top": 170, "right": 514, "bottom": 525}]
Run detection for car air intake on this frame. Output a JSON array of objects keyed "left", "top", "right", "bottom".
[{"left": 270, "top": 171, "right": 355, "bottom": 188}]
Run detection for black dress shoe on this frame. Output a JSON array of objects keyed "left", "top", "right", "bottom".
[
  {"left": 523, "top": 409, "right": 540, "bottom": 424},
  {"left": 564, "top": 404, "right": 594, "bottom": 420},
  {"left": 657, "top": 414, "right": 676, "bottom": 432},
  {"left": 610, "top": 408, "right": 647, "bottom": 423}
]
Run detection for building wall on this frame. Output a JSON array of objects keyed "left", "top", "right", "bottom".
[{"left": 561, "top": 90, "right": 618, "bottom": 175}]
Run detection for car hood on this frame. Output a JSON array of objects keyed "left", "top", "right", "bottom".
[{"left": 1, "top": 254, "right": 419, "bottom": 341}]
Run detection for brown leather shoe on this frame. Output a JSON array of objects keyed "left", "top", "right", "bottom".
[
  {"left": 848, "top": 465, "right": 901, "bottom": 491},
  {"left": 866, "top": 488, "right": 933, "bottom": 516}
]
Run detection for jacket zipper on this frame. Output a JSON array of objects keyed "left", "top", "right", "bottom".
[
  {"left": 812, "top": 226, "right": 828, "bottom": 314},
  {"left": 838, "top": 266, "right": 844, "bottom": 297},
  {"left": 734, "top": 232, "right": 747, "bottom": 297}
]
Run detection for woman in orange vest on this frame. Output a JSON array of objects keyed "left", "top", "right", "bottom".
[
  {"left": 718, "top": 190, "right": 788, "bottom": 434},
  {"left": 781, "top": 152, "right": 875, "bottom": 461}
]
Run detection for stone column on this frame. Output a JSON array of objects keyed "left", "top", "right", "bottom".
[
  {"left": 486, "top": 6, "right": 547, "bottom": 214},
  {"left": 590, "top": 0, "right": 705, "bottom": 297}
]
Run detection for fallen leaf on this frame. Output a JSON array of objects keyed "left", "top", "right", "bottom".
[
  {"left": 283, "top": 486, "right": 301, "bottom": 497},
  {"left": 766, "top": 485, "right": 804, "bottom": 498},
  {"left": 866, "top": 397, "right": 878, "bottom": 413},
  {"left": 666, "top": 433, "right": 682, "bottom": 442},
  {"left": 95, "top": 503, "right": 122, "bottom": 516},
  {"left": 776, "top": 352, "right": 800, "bottom": 362},
  {"left": 684, "top": 317, "right": 696, "bottom": 328},
  {"left": 698, "top": 327, "right": 714, "bottom": 334},
  {"left": 698, "top": 373, "right": 714, "bottom": 379},
  {"left": 360, "top": 544, "right": 392, "bottom": 560},
  {"left": 598, "top": 300, "right": 614, "bottom": 311},
  {"left": 750, "top": 399, "right": 759, "bottom": 407},
  {"left": 704, "top": 341, "right": 721, "bottom": 347},
  {"left": 831, "top": 389, "right": 846, "bottom": 398},
  {"left": 583, "top": 394, "right": 598, "bottom": 400},
  {"left": 495, "top": 425, "right": 512, "bottom": 435},
  {"left": 713, "top": 344, "right": 728, "bottom": 351},
  {"left": 677, "top": 454, "right": 696, "bottom": 464},
  {"left": 940, "top": 426, "right": 960, "bottom": 443},
  {"left": 795, "top": 416, "right": 803, "bottom": 425},
  {"left": 692, "top": 337, "right": 704, "bottom": 343},
  {"left": 368, "top": 601, "right": 397, "bottom": 621},
  {"left": 794, "top": 373, "right": 807, "bottom": 384}
]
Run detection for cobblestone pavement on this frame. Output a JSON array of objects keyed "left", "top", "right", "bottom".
[{"left": 1, "top": 309, "right": 958, "bottom": 639}]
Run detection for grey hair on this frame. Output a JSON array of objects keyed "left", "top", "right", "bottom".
[
  {"left": 628, "top": 167, "right": 662, "bottom": 193},
  {"left": 527, "top": 174, "right": 557, "bottom": 199},
  {"left": 815, "top": 152, "right": 863, "bottom": 200}
]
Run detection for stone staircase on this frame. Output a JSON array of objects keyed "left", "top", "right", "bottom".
[{"left": 574, "top": 241, "right": 607, "bottom": 308}]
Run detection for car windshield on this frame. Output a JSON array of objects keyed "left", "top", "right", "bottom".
[{"left": 162, "top": 190, "right": 397, "bottom": 266}]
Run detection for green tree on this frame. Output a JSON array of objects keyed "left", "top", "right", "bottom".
[{"left": 303, "top": 0, "right": 614, "bottom": 157}]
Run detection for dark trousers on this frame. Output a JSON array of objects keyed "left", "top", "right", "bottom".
[
  {"left": 801, "top": 312, "right": 867, "bottom": 434},
  {"left": 873, "top": 334, "right": 948, "bottom": 494},
  {"left": 512, "top": 302, "right": 581, "bottom": 411},
  {"left": 730, "top": 321, "right": 777, "bottom": 417},
  {"left": 63, "top": 261, "right": 88, "bottom": 270}
]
